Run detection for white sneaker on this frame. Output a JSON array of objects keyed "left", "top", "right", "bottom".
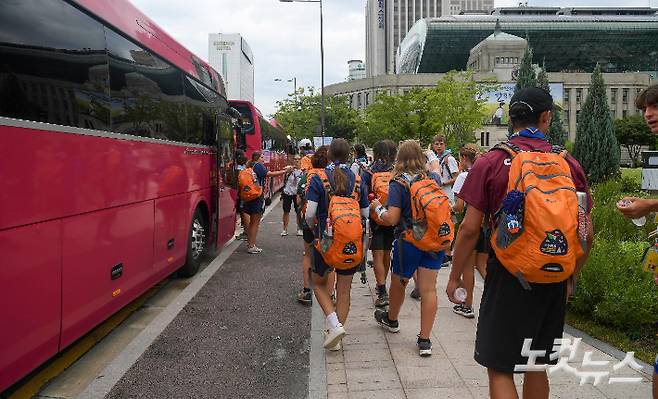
[
  {"left": 327, "top": 341, "right": 342, "bottom": 351},
  {"left": 296, "top": 229, "right": 303, "bottom": 236},
  {"left": 281, "top": 230, "right": 288, "bottom": 236},
  {"left": 323, "top": 324, "right": 346, "bottom": 349},
  {"left": 247, "top": 246, "right": 263, "bottom": 254}
]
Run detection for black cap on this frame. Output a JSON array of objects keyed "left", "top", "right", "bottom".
[{"left": 509, "top": 87, "right": 553, "bottom": 118}]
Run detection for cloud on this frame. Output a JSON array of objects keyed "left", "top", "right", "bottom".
[{"left": 131, "top": 0, "right": 364, "bottom": 116}]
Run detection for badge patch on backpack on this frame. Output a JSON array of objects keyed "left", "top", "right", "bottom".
[
  {"left": 540, "top": 229, "right": 568, "bottom": 256},
  {"left": 438, "top": 222, "right": 451, "bottom": 237},
  {"left": 343, "top": 242, "right": 358, "bottom": 255}
]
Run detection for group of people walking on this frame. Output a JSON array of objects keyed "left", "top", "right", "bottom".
[{"left": 237, "top": 86, "right": 658, "bottom": 399}]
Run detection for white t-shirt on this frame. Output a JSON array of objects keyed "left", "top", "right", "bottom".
[
  {"left": 452, "top": 171, "right": 468, "bottom": 195},
  {"left": 438, "top": 154, "right": 459, "bottom": 203}
]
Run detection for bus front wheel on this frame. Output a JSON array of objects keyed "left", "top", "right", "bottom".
[{"left": 178, "top": 208, "right": 207, "bottom": 277}]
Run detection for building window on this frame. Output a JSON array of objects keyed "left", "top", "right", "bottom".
[
  {"left": 480, "top": 131, "right": 490, "bottom": 147},
  {"left": 564, "top": 90, "right": 570, "bottom": 104},
  {"left": 576, "top": 110, "right": 580, "bottom": 123},
  {"left": 576, "top": 89, "right": 582, "bottom": 104},
  {"left": 611, "top": 88, "right": 617, "bottom": 104},
  {"left": 622, "top": 88, "right": 629, "bottom": 104},
  {"left": 611, "top": 109, "right": 616, "bottom": 119},
  {"left": 622, "top": 109, "right": 627, "bottom": 118}
]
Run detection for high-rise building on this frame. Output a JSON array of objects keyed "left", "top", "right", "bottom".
[
  {"left": 365, "top": 0, "right": 494, "bottom": 77},
  {"left": 347, "top": 60, "right": 366, "bottom": 81},
  {"left": 208, "top": 33, "right": 254, "bottom": 102}
]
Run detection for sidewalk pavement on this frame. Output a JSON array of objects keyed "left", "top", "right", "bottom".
[{"left": 317, "top": 263, "right": 653, "bottom": 399}]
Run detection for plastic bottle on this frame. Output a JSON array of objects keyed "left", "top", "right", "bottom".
[
  {"left": 326, "top": 217, "right": 333, "bottom": 237},
  {"left": 454, "top": 287, "right": 467, "bottom": 303},
  {"left": 617, "top": 199, "right": 647, "bottom": 226}
]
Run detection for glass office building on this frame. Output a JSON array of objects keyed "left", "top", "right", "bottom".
[{"left": 397, "top": 15, "right": 658, "bottom": 74}]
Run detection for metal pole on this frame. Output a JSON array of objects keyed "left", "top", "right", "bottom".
[
  {"left": 293, "top": 77, "right": 297, "bottom": 105},
  {"left": 319, "top": 0, "right": 326, "bottom": 140}
]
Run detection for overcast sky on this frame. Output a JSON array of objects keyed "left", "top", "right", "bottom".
[{"left": 132, "top": 0, "right": 656, "bottom": 117}]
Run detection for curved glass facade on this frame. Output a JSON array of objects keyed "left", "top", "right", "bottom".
[{"left": 397, "top": 16, "right": 658, "bottom": 74}]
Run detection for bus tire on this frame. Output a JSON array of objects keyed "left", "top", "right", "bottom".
[
  {"left": 264, "top": 177, "right": 273, "bottom": 206},
  {"left": 178, "top": 208, "right": 207, "bottom": 277}
]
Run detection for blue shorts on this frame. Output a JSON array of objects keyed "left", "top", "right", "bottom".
[
  {"left": 242, "top": 197, "right": 265, "bottom": 215},
  {"left": 654, "top": 355, "right": 658, "bottom": 374},
  {"left": 391, "top": 239, "right": 444, "bottom": 280}
]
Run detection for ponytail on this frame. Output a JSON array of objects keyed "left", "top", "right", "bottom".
[
  {"left": 247, "top": 151, "right": 261, "bottom": 168},
  {"left": 327, "top": 139, "right": 352, "bottom": 196}
]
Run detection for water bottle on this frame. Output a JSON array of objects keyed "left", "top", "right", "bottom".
[
  {"left": 454, "top": 287, "right": 467, "bottom": 303},
  {"left": 326, "top": 217, "right": 333, "bottom": 237},
  {"left": 617, "top": 199, "right": 647, "bottom": 226}
]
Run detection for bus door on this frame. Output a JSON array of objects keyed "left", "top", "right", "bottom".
[{"left": 216, "top": 116, "right": 237, "bottom": 245}]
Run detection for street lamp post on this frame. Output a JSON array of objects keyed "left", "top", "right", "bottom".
[{"left": 279, "top": 0, "right": 325, "bottom": 140}]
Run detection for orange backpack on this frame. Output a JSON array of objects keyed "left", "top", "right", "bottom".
[
  {"left": 300, "top": 168, "right": 328, "bottom": 219},
  {"left": 300, "top": 155, "right": 312, "bottom": 172},
  {"left": 490, "top": 143, "right": 583, "bottom": 285},
  {"left": 369, "top": 170, "right": 393, "bottom": 224},
  {"left": 238, "top": 167, "right": 262, "bottom": 201},
  {"left": 315, "top": 174, "right": 365, "bottom": 270},
  {"left": 395, "top": 175, "right": 454, "bottom": 253}
]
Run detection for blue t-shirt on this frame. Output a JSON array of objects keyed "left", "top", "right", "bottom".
[
  {"left": 387, "top": 172, "right": 441, "bottom": 235},
  {"left": 307, "top": 165, "right": 369, "bottom": 235},
  {"left": 253, "top": 162, "right": 268, "bottom": 188}
]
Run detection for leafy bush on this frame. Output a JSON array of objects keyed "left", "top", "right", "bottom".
[
  {"left": 570, "top": 175, "right": 658, "bottom": 336},
  {"left": 571, "top": 239, "right": 658, "bottom": 336}
]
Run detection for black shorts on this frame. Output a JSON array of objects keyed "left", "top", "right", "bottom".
[
  {"left": 282, "top": 193, "right": 299, "bottom": 214},
  {"left": 311, "top": 247, "right": 359, "bottom": 277},
  {"left": 474, "top": 256, "right": 567, "bottom": 373},
  {"left": 242, "top": 197, "right": 265, "bottom": 215},
  {"left": 370, "top": 224, "right": 395, "bottom": 251}
]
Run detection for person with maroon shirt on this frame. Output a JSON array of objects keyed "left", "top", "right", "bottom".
[
  {"left": 616, "top": 84, "right": 658, "bottom": 399},
  {"left": 446, "top": 87, "right": 594, "bottom": 399}
]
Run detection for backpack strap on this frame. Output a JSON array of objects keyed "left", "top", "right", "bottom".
[
  {"left": 551, "top": 145, "right": 568, "bottom": 159},
  {"left": 492, "top": 142, "right": 521, "bottom": 158}
]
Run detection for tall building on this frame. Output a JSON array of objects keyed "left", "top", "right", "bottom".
[
  {"left": 347, "top": 60, "right": 366, "bottom": 81},
  {"left": 208, "top": 33, "right": 254, "bottom": 102},
  {"left": 365, "top": 0, "right": 494, "bottom": 77}
]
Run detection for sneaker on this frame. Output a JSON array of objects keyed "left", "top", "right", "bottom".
[
  {"left": 281, "top": 230, "right": 288, "bottom": 236},
  {"left": 235, "top": 232, "right": 247, "bottom": 241},
  {"left": 453, "top": 304, "right": 475, "bottom": 319},
  {"left": 324, "top": 324, "right": 346, "bottom": 349},
  {"left": 247, "top": 246, "right": 263, "bottom": 254},
  {"left": 374, "top": 293, "right": 389, "bottom": 308},
  {"left": 327, "top": 340, "right": 342, "bottom": 351},
  {"left": 374, "top": 309, "right": 400, "bottom": 333},
  {"left": 297, "top": 290, "right": 312, "bottom": 304},
  {"left": 296, "top": 229, "right": 303, "bottom": 236},
  {"left": 417, "top": 336, "right": 432, "bottom": 357},
  {"left": 410, "top": 288, "right": 421, "bottom": 301}
]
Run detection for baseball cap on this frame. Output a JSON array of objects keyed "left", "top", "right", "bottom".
[{"left": 509, "top": 87, "right": 553, "bottom": 118}]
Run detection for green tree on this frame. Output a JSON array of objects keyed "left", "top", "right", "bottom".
[
  {"left": 515, "top": 46, "right": 537, "bottom": 92},
  {"left": 274, "top": 87, "right": 360, "bottom": 141},
  {"left": 509, "top": 46, "right": 537, "bottom": 135},
  {"left": 426, "top": 70, "right": 485, "bottom": 148},
  {"left": 361, "top": 71, "right": 485, "bottom": 148},
  {"left": 573, "top": 65, "right": 620, "bottom": 183},
  {"left": 537, "top": 66, "right": 567, "bottom": 146},
  {"left": 614, "top": 115, "right": 654, "bottom": 167},
  {"left": 360, "top": 88, "right": 432, "bottom": 146}
]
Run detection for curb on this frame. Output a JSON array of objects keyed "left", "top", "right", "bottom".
[
  {"left": 308, "top": 299, "right": 327, "bottom": 399},
  {"left": 564, "top": 324, "right": 653, "bottom": 378}
]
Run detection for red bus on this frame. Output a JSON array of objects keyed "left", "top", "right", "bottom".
[
  {"left": 0, "top": 0, "right": 238, "bottom": 392},
  {"left": 229, "top": 100, "right": 288, "bottom": 204}
]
